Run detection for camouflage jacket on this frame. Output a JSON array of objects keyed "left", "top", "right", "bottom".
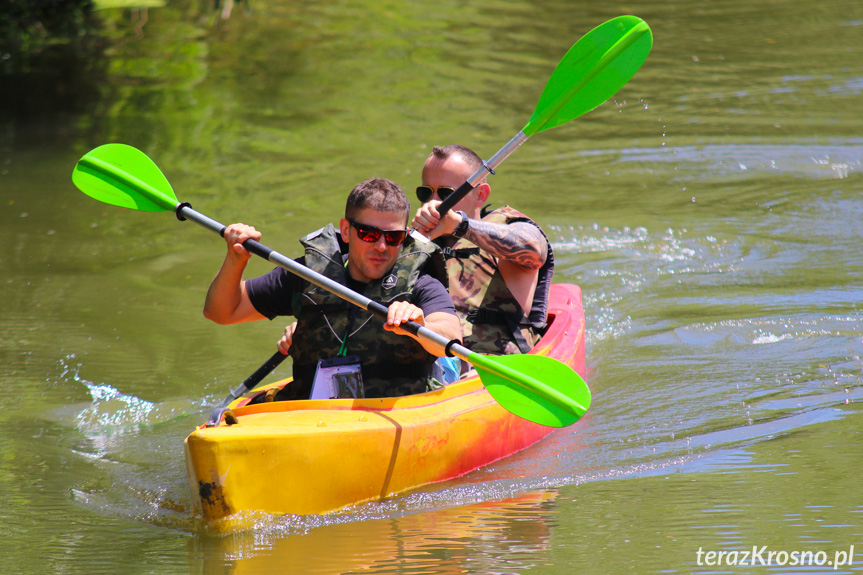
[
  {"left": 442, "top": 206, "right": 554, "bottom": 355},
  {"left": 286, "top": 224, "right": 447, "bottom": 399}
]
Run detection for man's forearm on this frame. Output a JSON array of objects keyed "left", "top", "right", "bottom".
[
  {"left": 203, "top": 257, "right": 248, "bottom": 324},
  {"left": 463, "top": 220, "right": 548, "bottom": 270}
]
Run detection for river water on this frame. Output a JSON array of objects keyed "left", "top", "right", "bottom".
[{"left": 2, "top": 0, "right": 863, "bottom": 573}]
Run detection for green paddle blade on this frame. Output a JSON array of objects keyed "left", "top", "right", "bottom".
[
  {"left": 470, "top": 353, "right": 591, "bottom": 428},
  {"left": 523, "top": 15, "right": 653, "bottom": 137},
  {"left": 72, "top": 143, "right": 178, "bottom": 212}
]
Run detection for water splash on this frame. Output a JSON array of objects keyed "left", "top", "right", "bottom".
[
  {"left": 58, "top": 354, "right": 206, "bottom": 432},
  {"left": 57, "top": 354, "right": 205, "bottom": 532},
  {"left": 76, "top": 380, "right": 158, "bottom": 428},
  {"left": 549, "top": 224, "right": 739, "bottom": 344}
]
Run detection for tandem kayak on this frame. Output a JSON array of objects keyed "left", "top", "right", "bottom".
[{"left": 184, "top": 283, "right": 588, "bottom": 533}]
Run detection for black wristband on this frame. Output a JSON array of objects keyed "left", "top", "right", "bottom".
[{"left": 452, "top": 211, "right": 469, "bottom": 238}]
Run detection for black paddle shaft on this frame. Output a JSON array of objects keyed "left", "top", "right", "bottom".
[
  {"left": 436, "top": 180, "right": 477, "bottom": 216},
  {"left": 181, "top": 202, "right": 426, "bottom": 339},
  {"left": 234, "top": 350, "right": 288, "bottom": 395},
  {"left": 235, "top": 236, "right": 420, "bottom": 336},
  {"left": 434, "top": 131, "right": 529, "bottom": 216}
]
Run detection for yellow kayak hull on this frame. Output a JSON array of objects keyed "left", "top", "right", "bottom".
[{"left": 185, "top": 284, "right": 587, "bottom": 533}]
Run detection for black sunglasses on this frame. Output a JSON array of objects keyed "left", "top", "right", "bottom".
[
  {"left": 348, "top": 219, "right": 408, "bottom": 247},
  {"left": 416, "top": 185, "right": 457, "bottom": 203}
]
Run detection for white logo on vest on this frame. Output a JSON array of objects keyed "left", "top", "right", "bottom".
[{"left": 381, "top": 274, "right": 398, "bottom": 290}]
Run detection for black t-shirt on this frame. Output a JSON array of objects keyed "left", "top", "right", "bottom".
[{"left": 245, "top": 257, "right": 456, "bottom": 320}]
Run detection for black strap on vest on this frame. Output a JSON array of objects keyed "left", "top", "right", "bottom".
[{"left": 440, "top": 246, "right": 481, "bottom": 260}]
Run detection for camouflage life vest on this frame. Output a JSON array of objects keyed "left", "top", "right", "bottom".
[
  {"left": 442, "top": 206, "right": 554, "bottom": 355},
  {"left": 286, "top": 224, "right": 447, "bottom": 399}
]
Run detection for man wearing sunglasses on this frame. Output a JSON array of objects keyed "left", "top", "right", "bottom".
[
  {"left": 412, "top": 145, "right": 554, "bottom": 355},
  {"left": 204, "top": 178, "right": 461, "bottom": 400}
]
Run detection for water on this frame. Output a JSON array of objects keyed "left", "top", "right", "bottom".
[{"left": 2, "top": 0, "right": 863, "bottom": 572}]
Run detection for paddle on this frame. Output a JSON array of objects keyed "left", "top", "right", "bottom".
[
  {"left": 430, "top": 15, "right": 653, "bottom": 217},
  {"left": 205, "top": 350, "right": 287, "bottom": 426},
  {"left": 72, "top": 144, "right": 591, "bottom": 427}
]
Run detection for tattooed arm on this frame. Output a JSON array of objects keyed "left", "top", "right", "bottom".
[
  {"left": 411, "top": 201, "right": 548, "bottom": 270},
  {"left": 463, "top": 219, "right": 548, "bottom": 271}
]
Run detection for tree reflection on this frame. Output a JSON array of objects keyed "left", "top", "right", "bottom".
[{"left": 0, "top": 0, "right": 105, "bottom": 147}]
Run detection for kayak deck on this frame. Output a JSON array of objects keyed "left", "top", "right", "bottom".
[{"left": 184, "top": 284, "right": 587, "bottom": 533}]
